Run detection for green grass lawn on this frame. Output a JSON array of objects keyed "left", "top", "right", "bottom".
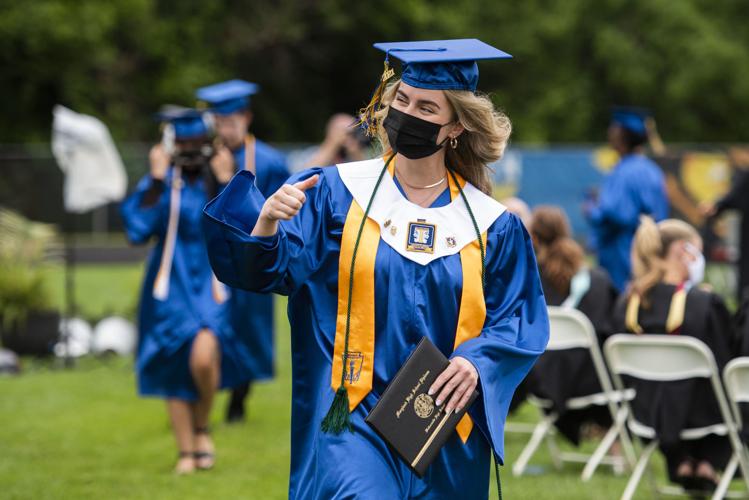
[{"left": 0, "top": 263, "right": 742, "bottom": 499}]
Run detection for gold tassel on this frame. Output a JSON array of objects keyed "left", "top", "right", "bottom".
[{"left": 356, "top": 58, "right": 395, "bottom": 137}]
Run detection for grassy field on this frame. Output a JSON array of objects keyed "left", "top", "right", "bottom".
[{"left": 0, "top": 263, "right": 738, "bottom": 499}]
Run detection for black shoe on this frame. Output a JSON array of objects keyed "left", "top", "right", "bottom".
[{"left": 225, "top": 404, "right": 246, "bottom": 423}]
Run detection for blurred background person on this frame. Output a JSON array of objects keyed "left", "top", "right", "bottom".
[
  {"left": 613, "top": 216, "right": 733, "bottom": 492},
  {"left": 524, "top": 206, "right": 618, "bottom": 447},
  {"left": 120, "top": 108, "right": 255, "bottom": 474},
  {"left": 287, "top": 113, "right": 372, "bottom": 171},
  {"left": 501, "top": 196, "right": 532, "bottom": 228},
  {"left": 585, "top": 107, "right": 669, "bottom": 291},
  {"left": 701, "top": 147, "right": 749, "bottom": 302},
  {"left": 196, "top": 80, "right": 291, "bottom": 423}
]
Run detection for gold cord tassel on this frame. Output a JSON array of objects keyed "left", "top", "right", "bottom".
[{"left": 356, "top": 58, "right": 395, "bottom": 137}]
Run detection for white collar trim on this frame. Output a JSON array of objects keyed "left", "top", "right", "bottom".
[{"left": 336, "top": 158, "right": 506, "bottom": 266}]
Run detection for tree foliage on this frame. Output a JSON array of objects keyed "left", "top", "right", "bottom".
[{"left": 1, "top": 0, "right": 747, "bottom": 143}]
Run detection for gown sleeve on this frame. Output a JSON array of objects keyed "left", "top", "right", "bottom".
[
  {"left": 451, "top": 213, "right": 550, "bottom": 462},
  {"left": 120, "top": 174, "right": 168, "bottom": 245},
  {"left": 588, "top": 168, "right": 643, "bottom": 231},
  {"left": 202, "top": 168, "right": 333, "bottom": 296}
]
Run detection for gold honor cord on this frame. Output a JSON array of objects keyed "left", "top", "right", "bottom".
[
  {"left": 626, "top": 286, "right": 688, "bottom": 335},
  {"left": 244, "top": 134, "right": 256, "bottom": 174}
]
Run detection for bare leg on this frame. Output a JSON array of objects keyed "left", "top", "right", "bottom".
[
  {"left": 190, "top": 329, "right": 220, "bottom": 469},
  {"left": 167, "top": 399, "right": 195, "bottom": 474}
]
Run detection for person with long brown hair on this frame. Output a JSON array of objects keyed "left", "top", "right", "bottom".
[
  {"left": 203, "top": 39, "right": 549, "bottom": 499},
  {"left": 613, "top": 216, "right": 733, "bottom": 493},
  {"left": 525, "top": 206, "right": 619, "bottom": 445}
]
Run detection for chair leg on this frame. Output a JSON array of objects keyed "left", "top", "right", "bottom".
[
  {"left": 615, "top": 410, "right": 638, "bottom": 468},
  {"left": 713, "top": 454, "right": 739, "bottom": 500},
  {"left": 545, "top": 431, "right": 564, "bottom": 470},
  {"left": 512, "top": 414, "right": 556, "bottom": 477},
  {"left": 621, "top": 440, "right": 658, "bottom": 500},
  {"left": 582, "top": 420, "right": 620, "bottom": 481}
]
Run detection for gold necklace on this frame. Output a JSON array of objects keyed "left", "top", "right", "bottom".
[{"left": 395, "top": 168, "right": 447, "bottom": 190}]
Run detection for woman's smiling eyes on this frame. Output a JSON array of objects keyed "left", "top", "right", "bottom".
[{"left": 395, "top": 93, "right": 436, "bottom": 115}]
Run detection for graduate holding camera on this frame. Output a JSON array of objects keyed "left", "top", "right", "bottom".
[{"left": 121, "top": 108, "right": 255, "bottom": 474}]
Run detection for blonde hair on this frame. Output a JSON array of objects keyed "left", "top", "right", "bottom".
[
  {"left": 530, "top": 206, "right": 585, "bottom": 295},
  {"left": 373, "top": 79, "right": 512, "bottom": 194},
  {"left": 630, "top": 216, "right": 700, "bottom": 304}
]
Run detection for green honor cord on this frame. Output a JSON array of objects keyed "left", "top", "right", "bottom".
[{"left": 320, "top": 154, "right": 395, "bottom": 435}]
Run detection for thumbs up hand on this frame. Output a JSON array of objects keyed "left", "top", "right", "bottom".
[{"left": 252, "top": 174, "right": 320, "bottom": 237}]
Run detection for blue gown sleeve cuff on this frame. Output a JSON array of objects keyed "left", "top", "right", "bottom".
[{"left": 204, "top": 170, "right": 266, "bottom": 238}]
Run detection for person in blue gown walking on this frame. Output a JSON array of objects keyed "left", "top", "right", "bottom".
[
  {"left": 586, "top": 107, "right": 669, "bottom": 291},
  {"left": 204, "top": 39, "right": 549, "bottom": 499},
  {"left": 121, "top": 108, "right": 255, "bottom": 474},
  {"left": 196, "top": 80, "right": 291, "bottom": 422}
]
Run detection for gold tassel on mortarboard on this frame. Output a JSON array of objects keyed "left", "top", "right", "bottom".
[{"left": 356, "top": 57, "right": 395, "bottom": 138}]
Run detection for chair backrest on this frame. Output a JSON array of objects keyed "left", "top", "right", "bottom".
[
  {"left": 604, "top": 334, "right": 716, "bottom": 382},
  {"left": 604, "top": 334, "right": 740, "bottom": 438},
  {"left": 723, "top": 357, "right": 749, "bottom": 428},
  {"left": 605, "top": 335, "right": 749, "bottom": 491},
  {"left": 546, "top": 307, "right": 616, "bottom": 397},
  {"left": 546, "top": 306, "right": 597, "bottom": 351}
]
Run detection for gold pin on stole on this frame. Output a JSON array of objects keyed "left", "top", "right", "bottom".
[{"left": 406, "top": 219, "right": 437, "bottom": 254}]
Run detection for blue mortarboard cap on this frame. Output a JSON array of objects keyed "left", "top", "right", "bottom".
[
  {"left": 373, "top": 39, "right": 512, "bottom": 91},
  {"left": 154, "top": 107, "right": 210, "bottom": 140},
  {"left": 195, "top": 79, "right": 259, "bottom": 115},
  {"left": 611, "top": 106, "right": 650, "bottom": 136}
]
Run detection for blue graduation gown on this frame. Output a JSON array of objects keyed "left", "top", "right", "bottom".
[
  {"left": 228, "top": 139, "right": 290, "bottom": 381},
  {"left": 588, "top": 153, "right": 669, "bottom": 290},
  {"left": 203, "top": 165, "right": 549, "bottom": 499},
  {"left": 121, "top": 170, "right": 255, "bottom": 401}
]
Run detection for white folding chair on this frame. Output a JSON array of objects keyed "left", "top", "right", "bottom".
[
  {"left": 512, "top": 307, "right": 636, "bottom": 480},
  {"left": 721, "top": 358, "right": 749, "bottom": 499},
  {"left": 604, "top": 334, "right": 749, "bottom": 500}
]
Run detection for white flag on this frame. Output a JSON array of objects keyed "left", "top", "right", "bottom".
[{"left": 51, "top": 105, "right": 128, "bottom": 213}]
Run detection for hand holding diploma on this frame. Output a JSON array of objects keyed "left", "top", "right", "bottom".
[{"left": 428, "top": 356, "right": 479, "bottom": 413}]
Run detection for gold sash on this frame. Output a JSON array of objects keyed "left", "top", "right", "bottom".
[
  {"left": 625, "top": 285, "right": 687, "bottom": 335},
  {"left": 330, "top": 161, "right": 486, "bottom": 443}
]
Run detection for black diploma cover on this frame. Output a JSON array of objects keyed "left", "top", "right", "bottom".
[{"left": 365, "top": 337, "right": 479, "bottom": 477}]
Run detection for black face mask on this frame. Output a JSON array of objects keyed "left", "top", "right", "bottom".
[{"left": 383, "top": 107, "right": 452, "bottom": 160}]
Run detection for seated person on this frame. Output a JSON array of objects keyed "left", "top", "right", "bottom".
[
  {"left": 613, "top": 216, "right": 733, "bottom": 492},
  {"left": 523, "top": 206, "right": 618, "bottom": 445}
]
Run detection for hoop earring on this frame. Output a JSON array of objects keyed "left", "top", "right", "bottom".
[{"left": 450, "top": 137, "right": 458, "bottom": 149}]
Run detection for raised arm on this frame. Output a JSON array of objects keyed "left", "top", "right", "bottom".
[{"left": 202, "top": 168, "right": 332, "bottom": 296}]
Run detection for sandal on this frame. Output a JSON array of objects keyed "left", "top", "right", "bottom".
[
  {"left": 175, "top": 451, "right": 195, "bottom": 475},
  {"left": 194, "top": 426, "right": 215, "bottom": 470}
]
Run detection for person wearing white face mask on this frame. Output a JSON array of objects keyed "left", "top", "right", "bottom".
[
  {"left": 613, "top": 216, "right": 733, "bottom": 493},
  {"left": 684, "top": 241, "right": 706, "bottom": 290}
]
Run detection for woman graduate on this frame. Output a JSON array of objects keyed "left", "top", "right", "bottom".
[
  {"left": 585, "top": 107, "right": 669, "bottom": 291},
  {"left": 121, "top": 108, "right": 255, "bottom": 474},
  {"left": 613, "top": 216, "right": 733, "bottom": 492},
  {"left": 525, "top": 206, "right": 618, "bottom": 446},
  {"left": 204, "top": 39, "right": 549, "bottom": 499},
  {"left": 196, "top": 80, "right": 291, "bottom": 422}
]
